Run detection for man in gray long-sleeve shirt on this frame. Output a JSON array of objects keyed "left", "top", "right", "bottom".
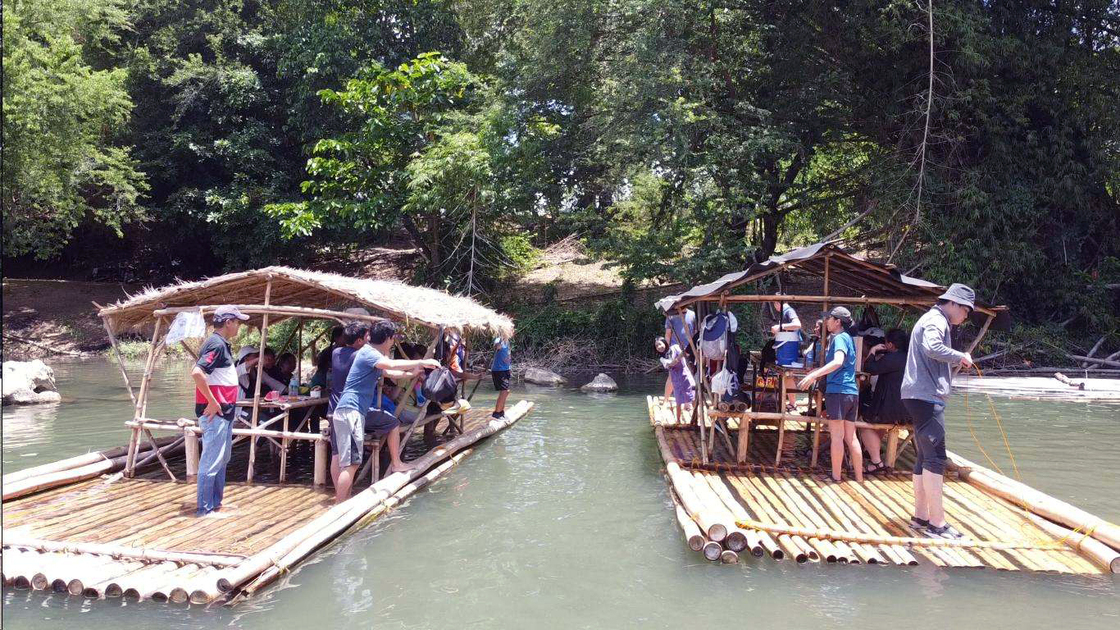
[{"left": 901, "top": 283, "right": 976, "bottom": 540}]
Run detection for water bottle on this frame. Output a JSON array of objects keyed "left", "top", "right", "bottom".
[{"left": 289, "top": 373, "right": 299, "bottom": 396}]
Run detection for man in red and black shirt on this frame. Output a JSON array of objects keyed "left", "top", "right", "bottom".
[{"left": 191, "top": 305, "right": 248, "bottom": 516}]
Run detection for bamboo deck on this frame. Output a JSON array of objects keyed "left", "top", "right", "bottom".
[
  {"left": 1, "top": 401, "right": 534, "bottom": 605},
  {"left": 649, "top": 396, "right": 1119, "bottom": 573}
]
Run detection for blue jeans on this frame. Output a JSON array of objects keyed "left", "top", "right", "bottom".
[{"left": 196, "top": 413, "right": 234, "bottom": 515}]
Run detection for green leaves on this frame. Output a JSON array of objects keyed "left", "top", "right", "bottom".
[{"left": 2, "top": 0, "right": 147, "bottom": 259}]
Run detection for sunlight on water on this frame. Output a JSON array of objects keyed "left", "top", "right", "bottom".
[{"left": 3, "top": 358, "right": 1118, "bottom": 629}]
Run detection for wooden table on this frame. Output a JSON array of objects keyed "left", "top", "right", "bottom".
[{"left": 236, "top": 396, "right": 328, "bottom": 482}]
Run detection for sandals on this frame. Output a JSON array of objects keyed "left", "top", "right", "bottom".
[
  {"left": 864, "top": 461, "right": 889, "bottom": 475},
  {"left": 908, "top": 516, "right": 929, "bottom": 531}
]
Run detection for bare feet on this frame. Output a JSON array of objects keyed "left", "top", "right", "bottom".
[{"left": 389, "top": 462, "right": 417, "bottom": 474}]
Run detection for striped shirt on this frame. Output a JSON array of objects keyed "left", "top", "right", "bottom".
[{"left": 194, "top": 332, "right": 237, "bottom": 415}]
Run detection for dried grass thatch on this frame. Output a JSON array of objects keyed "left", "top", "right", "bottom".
[{"left": 98, "top": 266, "right": 514, "bottom": 338}]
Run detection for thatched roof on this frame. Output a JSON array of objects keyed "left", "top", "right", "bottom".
[
  {"left": 98, "top": 266, "right": 514, "bottom": 338},
  {"left": 657, "top": 241, "right": 1010, "bottom": 328}
]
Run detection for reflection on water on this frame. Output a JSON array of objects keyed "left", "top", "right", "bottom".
[{"left": 3, "top": 358, "right": 1118, "bottom": 629}]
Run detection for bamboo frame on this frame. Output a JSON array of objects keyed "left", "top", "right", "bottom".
[{"left": 247, "top": 276, "right": 273, "bottom": 484}]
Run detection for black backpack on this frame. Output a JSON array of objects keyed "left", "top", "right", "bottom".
[{"left": 422, "top": 367, "right": 458, "bottom": 405}]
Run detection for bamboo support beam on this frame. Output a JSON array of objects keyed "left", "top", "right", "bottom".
[
  {"left": 247, "top": 276, "right": 273, "bottom": 484},
  {"left": 734, "top": 517, "right": 1063, "bottom": 551}
]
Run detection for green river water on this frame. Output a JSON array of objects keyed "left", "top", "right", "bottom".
[{"left": 2, "top": 358, "right": 1118, "bottom": 629}]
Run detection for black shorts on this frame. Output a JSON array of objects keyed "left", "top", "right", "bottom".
[
  {"left": 825, "top": 393, "right": 858, "bottom": 422},
  {"left": 903, "top": 399, "right": 947, "bottom": 475},
  {"left": 492, "top": 369, "right": 511, "bottom": 391}
]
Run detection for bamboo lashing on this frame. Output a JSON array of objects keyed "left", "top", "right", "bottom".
[{"left": 3, "top": 538, "right": 243, "bottom": 567}]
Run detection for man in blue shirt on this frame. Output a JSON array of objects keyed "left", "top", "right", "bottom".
[
  {"left": 798, "top": 306, "right": 862, "bottom": 483},
  {"left": 491, "top": 334, "right": 512, "bottom": 420},
  {"left": 331, "top": 319, "right": 441, "bottom": 503}
]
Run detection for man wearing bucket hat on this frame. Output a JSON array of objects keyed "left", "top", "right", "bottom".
[
  {"left": 901, "top": 283, "right": 976, "bottom": 539},
  {"left": 190, "top": 305, "right": 249, "bottom": 517}
]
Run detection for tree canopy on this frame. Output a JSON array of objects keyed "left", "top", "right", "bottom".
[{"left": 2, "top": 0, "right": 1117, "bottom": 339}]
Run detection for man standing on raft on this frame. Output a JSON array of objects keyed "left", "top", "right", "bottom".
[
  {"left": 191, "top": 305, "right": 249, "bottom": 517},
  {"left": 332, "top": 319, "right": 441, "bottom": 503},
  {"left": 901, "top": 283, "right": 975, "bottom": 539}
]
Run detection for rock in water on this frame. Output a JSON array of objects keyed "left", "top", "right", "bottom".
[
  {"left": 523, "top": 367, "right": 566, "bottom": 386},
  {"left": 581, "top": 373, "right": 618, "bottom": 392},
  {"left": 2, "top": 359, "right": 62, "bottom": 405}
]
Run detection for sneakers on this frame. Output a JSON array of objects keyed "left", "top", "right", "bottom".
[
  {"left": 491, "top": 411, "right": 507, "bottom": 420},
  {"left": 925, "top": 523, "right": 965, "bottom": 540},
  {"left": 908, "top": 516, "right": 930, "bottom": 531}
]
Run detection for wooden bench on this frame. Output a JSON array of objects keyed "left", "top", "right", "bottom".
[{"left": 809, "top": 418, "right": 910, "bottom": 469}]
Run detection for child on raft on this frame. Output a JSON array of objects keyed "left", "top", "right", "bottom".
[{"left": 656, "top": 336, "right": 695, "bottom": 423}]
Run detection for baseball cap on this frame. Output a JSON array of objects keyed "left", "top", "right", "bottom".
[
  {"left": 827, "top": 306, "right": 853, "bottom": 323},
  {"left": 214, "top": 305, "right": 249, "bottom": 323}
]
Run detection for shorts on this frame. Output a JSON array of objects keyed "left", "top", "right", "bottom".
[
  {"left": 492, "top": 369, "right": 511, "bottom": 391},
  {"left": 825, "top": 393, "right": 858, "bottom": 422},
  {"left": 903, "top": 399, "right": 947, "bottom": 475},
  {"left": 364, "top": 408, "right": 401, "bottom": 437},
  {"left": 331, "top": 408, "right": 365, "bottom": 468}
]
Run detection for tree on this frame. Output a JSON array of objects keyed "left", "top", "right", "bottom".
[{"left": 2, "top": 0, "right": 146, "bottom": 259}]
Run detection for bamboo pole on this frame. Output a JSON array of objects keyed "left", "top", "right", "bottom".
[
  {"left": 702, "top": 541, "right": 723, "bottom": 561},
  {"left": 1, "top": 436, "right": 175, "bottom": 485},
  {"left": 698, "top": 472, "right": 766, "bottom": 558},
  {"left": 670, "top": 490, "right": 706, "bottom": 552},
  {"left": 127, "top": 316, "right": 165, "bottom": 475},
  {"left": 2, "top": 539, "right": 243, "bottom": 568},
  {"left": 2, "top": 439, "right": 182, "bottom": 500},
  {"left": 247, "top": 276, "right": 274, "bottom": 484},
  {"left": 950, "top": 451, "right": 1120, "bottom": 552},
  {"left": 654, "top": 427, "right": 726, "bottom": 542},
  {"left": 733, "top": 517, "right": 1065, "bottom": 551},
  {"left": 214, "top": 402, "right": 533, "bottom": 595},
  {"left": 102, "top": 318, "right": 137, "bottom": 406},
  {"left": 1024, "top": 511, "right": 1117, "bottom": 573},
  {"left": 235, "top": 446, "right": 479, "bottom": 600}
]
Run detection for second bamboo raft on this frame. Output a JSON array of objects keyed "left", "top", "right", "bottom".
[{"left": 649, "top": 396, "right": 1119, "bottom": 573}]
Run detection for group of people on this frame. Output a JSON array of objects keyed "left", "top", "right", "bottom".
[
  {"left": 655, "top": 282, "right": 979, "bottom": 539},
  {"left": 191, "top": 306, "right": 515, "bottom": 516}
]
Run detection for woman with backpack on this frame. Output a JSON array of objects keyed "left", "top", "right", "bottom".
[{"left": 655, "top": 336, "right": 695, "bottom": 424}]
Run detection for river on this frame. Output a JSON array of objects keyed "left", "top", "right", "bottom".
[{"left": 3, "top": 358, "right": 1118, "bottom": 628}]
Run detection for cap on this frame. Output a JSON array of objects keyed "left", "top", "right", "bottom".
[
  {"left": 828, "top": 306, "right": 853, "bottom": 323},
  {"left": 939, "top": 283, "right": 976, "bottom": 310},
  {"left": 214, "top": 305, "right": 249, "bottom": 323}
]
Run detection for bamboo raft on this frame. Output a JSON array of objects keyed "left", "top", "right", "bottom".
[
  {"left": 1, "top": 401, "right": 534, "bottom": 605},
  {"left": 649, "top": 396, "right": 1120, "bottom": 573}
]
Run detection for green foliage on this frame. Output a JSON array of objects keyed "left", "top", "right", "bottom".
[
  {"left": 511, "top": 284, "right": 665, "bottom": 359},
  {"left": 2, "top": 0, "right": 147, "bottom": 259}
]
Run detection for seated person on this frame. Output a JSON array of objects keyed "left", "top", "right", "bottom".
[
  {"left": 268, "top": 352, "right": 297, "bottom": 390},
  {"left": 425, "top": 328, "right": 465, "bottom": 446},
  {"left": 374, "top": 379, "right": 421, "bottom": 426},
  {"left": 859, "top": 328, "right": 912, "bottom": 474},
  {"left": 770, "top": 299, "right": 802, "bottom": 412},
  {"left": 255, "top": 345, "right": 288, "bottom": 394}
]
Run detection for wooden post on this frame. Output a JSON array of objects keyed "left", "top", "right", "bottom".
[
  {"left": 821, "top": 254, "right": 831, "bottom": 368},
  {"left": 954, "top": 313, "right": 995, "bottom": 377},
  {"left": 101, "top": 318, "right": 137, "bottom": 406},
  {"left": 314, "top": 422, "right": 329, "bottom": 487},
  {"left": 247, "top": 276, "right": 274, "bottom": 484},
  {"left": 296, "top": 320, "right": 303, "bottom": 383},
  {"left": 185, "top": 429, "right": 200, "bottom": 479}
]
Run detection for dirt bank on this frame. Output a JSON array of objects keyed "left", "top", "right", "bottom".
[{"left": 2, "top": 279, "right": 140, "bottom": 360}]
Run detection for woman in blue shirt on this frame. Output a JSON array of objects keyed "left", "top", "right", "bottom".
[{"left": 798, "top": 306, "right": 862, "bottom": 483}]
